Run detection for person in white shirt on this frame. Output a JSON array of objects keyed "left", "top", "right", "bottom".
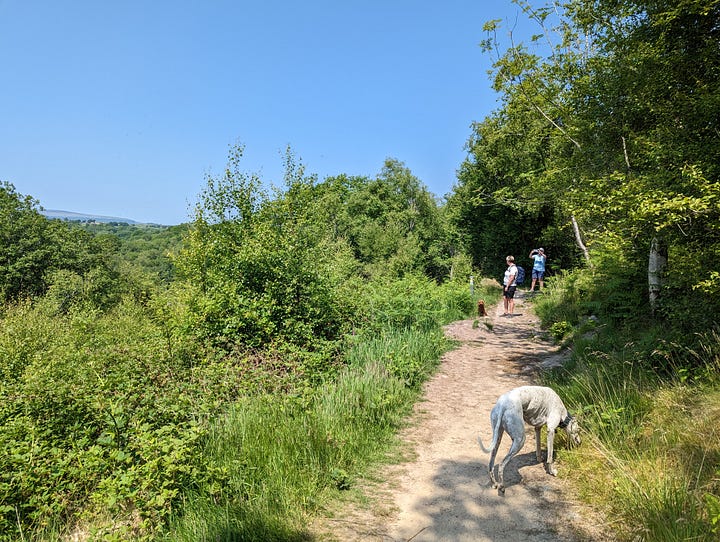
[{"left": 503, "top": 255, "right": 518, "bottom": 316}]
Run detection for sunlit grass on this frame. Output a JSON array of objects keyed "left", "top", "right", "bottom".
[
  {"left": 531, "top": 267, "right": 720, "bottom": 541},
  {"left": 166, "top": 327, "right": 446, "bottom": 540},
  {"left": 538, "top": 288, "right": 720, "bottom": 541}
]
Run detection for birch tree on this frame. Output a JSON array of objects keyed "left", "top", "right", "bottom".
[{"left": 461, "top": 0, "right": 720, "bottom": 325}]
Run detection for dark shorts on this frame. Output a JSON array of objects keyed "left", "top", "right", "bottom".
[
  {"left": 532, "top": 269, "right": 544, "bottom": 280},
  {"left": 503, "top": 286, "right": 517, "bottom": 299}
]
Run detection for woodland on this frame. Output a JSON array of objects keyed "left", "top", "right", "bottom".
[{"left": 1, "top": 0, "right": 719, "bottom": 540}]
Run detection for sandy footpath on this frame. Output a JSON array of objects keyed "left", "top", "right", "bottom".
[{"left": 311, "top": 291, "right": 605, "bottom": 541}]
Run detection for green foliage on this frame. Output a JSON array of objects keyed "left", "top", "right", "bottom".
[
  {"left": 173, "top": 145, "right": 467, "bottom": 355},
  {"left": 73, "top": 222, "right": 187, "bottom": 283},
  {"left": 164, "top": 270, "right": 470, "bottom": 540},
  {"left": 0, "top": 298, "right": 261, "bottom": 540},
  {"left": 344, "top": 159, "right": 452, "bottom": 279},
  {"left": 300, "top": 160, "right": 456, "bottom": 281},
  {"left": 344, "top": 327, "right": 447, "bottom": 390},
  {"left": 706, "top": 492, "right": 720, "bottom": 534},
  {"left": 538, "top": 270, "right": 720, "bottom": 541},
  {"left": 354, "top": 273, "right": 474, "bottom": 334},
  {"left": 174, "top": 144, "right": 357, "bottom": 351},
  {"left": 467, "top": 0, "right": 720, "bottom": 336},
  {"left": 0, "top": 157, "right": 475, "bottom": 539},
  {"left": 448, "top": 126, "right": 578, "bottom": 279},
  {"left": 548, "top": 320, "right": 572, "bottom": 341},
  {"left": 531, "top": 269, "right": 593, "bottom": 327},
  {"left": 0, "top": 182, "right": 121, "bottom": 305},
  {"left": 166, "top": 325, "right": 445, "bottom": 540}
]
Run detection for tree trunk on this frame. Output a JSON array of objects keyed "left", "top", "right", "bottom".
[
  {"left": 648, "top": 237, "right": 668, "bottom": 315},
  {"left": 571, "top": 215, "right": 591, "bottom": 264}
]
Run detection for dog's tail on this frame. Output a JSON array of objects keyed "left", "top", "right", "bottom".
[
  {"left": 477, "top": 413, "right": 501, "bottom": 454},
  {"left": 477, "top": 435, "right": 493, "bottom": 454}
]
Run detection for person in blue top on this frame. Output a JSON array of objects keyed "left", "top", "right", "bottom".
[{"left": 529, "top": 248, "right": 547, "bottom": 292}]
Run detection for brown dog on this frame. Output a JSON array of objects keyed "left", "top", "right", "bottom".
[{"left": 477, "top": 299, "right": 487, "bottom": 317}]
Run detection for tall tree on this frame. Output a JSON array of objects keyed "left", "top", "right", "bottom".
[
  {"left": 457, "top": 0, "right": 720, "bottom": 326},
  {"left": 0, "top": 181, "right": 119, "bottom": 305},
  {"left": 564, "top": 0, "right": 720, "bottom": 323}
]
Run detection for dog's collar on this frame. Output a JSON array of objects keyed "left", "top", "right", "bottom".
[{"left": 559, "top": 414, "right": 573, "bottom": 429}]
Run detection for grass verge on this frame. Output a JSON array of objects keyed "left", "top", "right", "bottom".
[
  {"left": 535, "top": 272, "right": 720, "bottom": 541},
  {"left": 165, "top": 329, "right": 445, "bottom": 541}
]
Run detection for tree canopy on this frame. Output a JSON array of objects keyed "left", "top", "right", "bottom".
[
  {"left": 452, "top": 0, "right": 720, "bottom": 327},
  {"left": 0, "top": 182, "right": 124, "bottom": 307}
]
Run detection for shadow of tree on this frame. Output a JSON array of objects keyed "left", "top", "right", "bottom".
[{"left": 390, "top": 455, "right": 574, "bottom": 541}]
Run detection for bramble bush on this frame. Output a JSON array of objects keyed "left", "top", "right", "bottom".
[
  {"left": 165, "top": 275, "right": 476, "bottom": 540},
  {"left": 0, "top": 271, "right": 480, "bottom": 540},
  {"left": 0, "top": 297, "right": 254, "bottom": 540}
]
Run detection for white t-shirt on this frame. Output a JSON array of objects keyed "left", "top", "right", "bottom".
[{"left": 504, "top": 264, "right": 518, "bottom": 286}]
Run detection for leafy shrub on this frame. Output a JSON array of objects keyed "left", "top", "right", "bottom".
[
  {"left": 354, "top": 273, "right": 474, "bottom": 334},
  {"left": 549, "top": 320, "right": 573, "bottom": 341},
  {"left": 0, "top": 298, "right": 263, "bottom": 540}
]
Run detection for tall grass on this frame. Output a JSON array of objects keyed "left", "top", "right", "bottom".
[
  {"left": 344, "top": 327, "right": 447, "bottom": 389},
  {"left": 165, "top": 280, "right": 467, "bottom": 540},
  {"left": 166, "top": 356, "right": 419, "bottom": 541},
  {"left": 537, "top": 271, "right": 720, "bottom": 541}
]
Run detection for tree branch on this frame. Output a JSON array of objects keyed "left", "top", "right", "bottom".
[{"left": 571, "top": 214, "right": 591, "bottom": 263}]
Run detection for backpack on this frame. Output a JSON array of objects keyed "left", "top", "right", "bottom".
[{"left": 515, "top": 266, "right": 526, "bottom": 285}]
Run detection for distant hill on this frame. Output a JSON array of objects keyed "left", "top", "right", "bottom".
[{"left": 41, "top": 209, "right": 138, "bottom": 224}]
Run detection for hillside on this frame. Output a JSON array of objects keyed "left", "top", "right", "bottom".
[{"left": 41, "top": 208, "right": 139, "bottom": 224}]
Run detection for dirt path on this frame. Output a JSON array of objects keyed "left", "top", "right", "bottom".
[{"left": 313, "top": 291, "right": 602, "bottom": 542}]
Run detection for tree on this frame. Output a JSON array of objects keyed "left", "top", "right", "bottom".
[
  {"left": 0, "top": 181, "right": 120, "bottom": 305},
  {"left": 174, "top": 144, "right": 356, "bottom": 349},
  {"left": 300, "top": 159, "right": 454, "bottom": 281},
  {"left": 461, "top": 0, "right": 720, "bottom": 327},
  {"left": 449, "top": 92, "right": 580, "bottom": 278},
  {"left": 562, "top": 0, "right": 720, "bottom": 324}
]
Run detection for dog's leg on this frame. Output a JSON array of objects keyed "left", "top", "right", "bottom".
[
  {"left": 534, "top": 426, "right": 543, "bottom": 463},
  {"left": 497, "top": 430, "right": 525, "bottom": 493},
  {"left": 482, "top": 406, "right": 505, "bottom": 488},
  {"left": 487, "top": 426, "right": 504, "bottom": 488},
  {"left": 495, "top": 411, "right": 526, "bottom": 493},
  {"left": 545, "top": 428, "right": 558, "bottom": 476}
]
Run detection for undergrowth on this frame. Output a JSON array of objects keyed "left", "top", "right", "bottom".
[
  {"left": 164, "top": 277, "right": 475, "bottom": 540},
  {"left": 535, "top": 270, "right": 720, "bottom": 542},
  {"left": 0, "top": 272, "right": 488, "bottom": 540}
]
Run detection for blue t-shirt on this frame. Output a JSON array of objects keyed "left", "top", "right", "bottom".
[{"left": 532, "top": 254, "right": 546, "bottom": 272}]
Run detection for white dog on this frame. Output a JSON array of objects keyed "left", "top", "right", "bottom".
[{"left": 477, "top": 386, "right": 581, "bottom": 493}]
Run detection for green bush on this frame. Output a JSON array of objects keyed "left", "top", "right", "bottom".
[
  {"left": 355, "top": 273, "right": 474, "bottom": 334},
  {"left": 540, "top": 300, "right": 720, "bottom": 542},
  {"left": 0, "top": 266, "right": 471, "bottom": 540},
  {"left": 0, "top": 298, "right": 255, "bottom": 540},
  {"left": 164, "top": 275, "right": 467, "bottom": 540}
]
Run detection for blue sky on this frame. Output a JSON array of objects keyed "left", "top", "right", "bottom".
[{"left": 1, "top": 1, "right": 533, "bottom": 225}]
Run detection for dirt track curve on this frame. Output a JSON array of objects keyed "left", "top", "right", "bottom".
[{"left": 312, "top": 291, "right": 606, "bottom": 542}]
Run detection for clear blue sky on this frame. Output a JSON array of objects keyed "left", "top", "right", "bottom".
[{"left": 1, "top": 1, "right": 531, "bottom": 225}]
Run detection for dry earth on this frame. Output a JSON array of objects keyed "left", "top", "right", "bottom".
[{"left": 311, "top": 291, "right": 609, "bottom": 542}]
